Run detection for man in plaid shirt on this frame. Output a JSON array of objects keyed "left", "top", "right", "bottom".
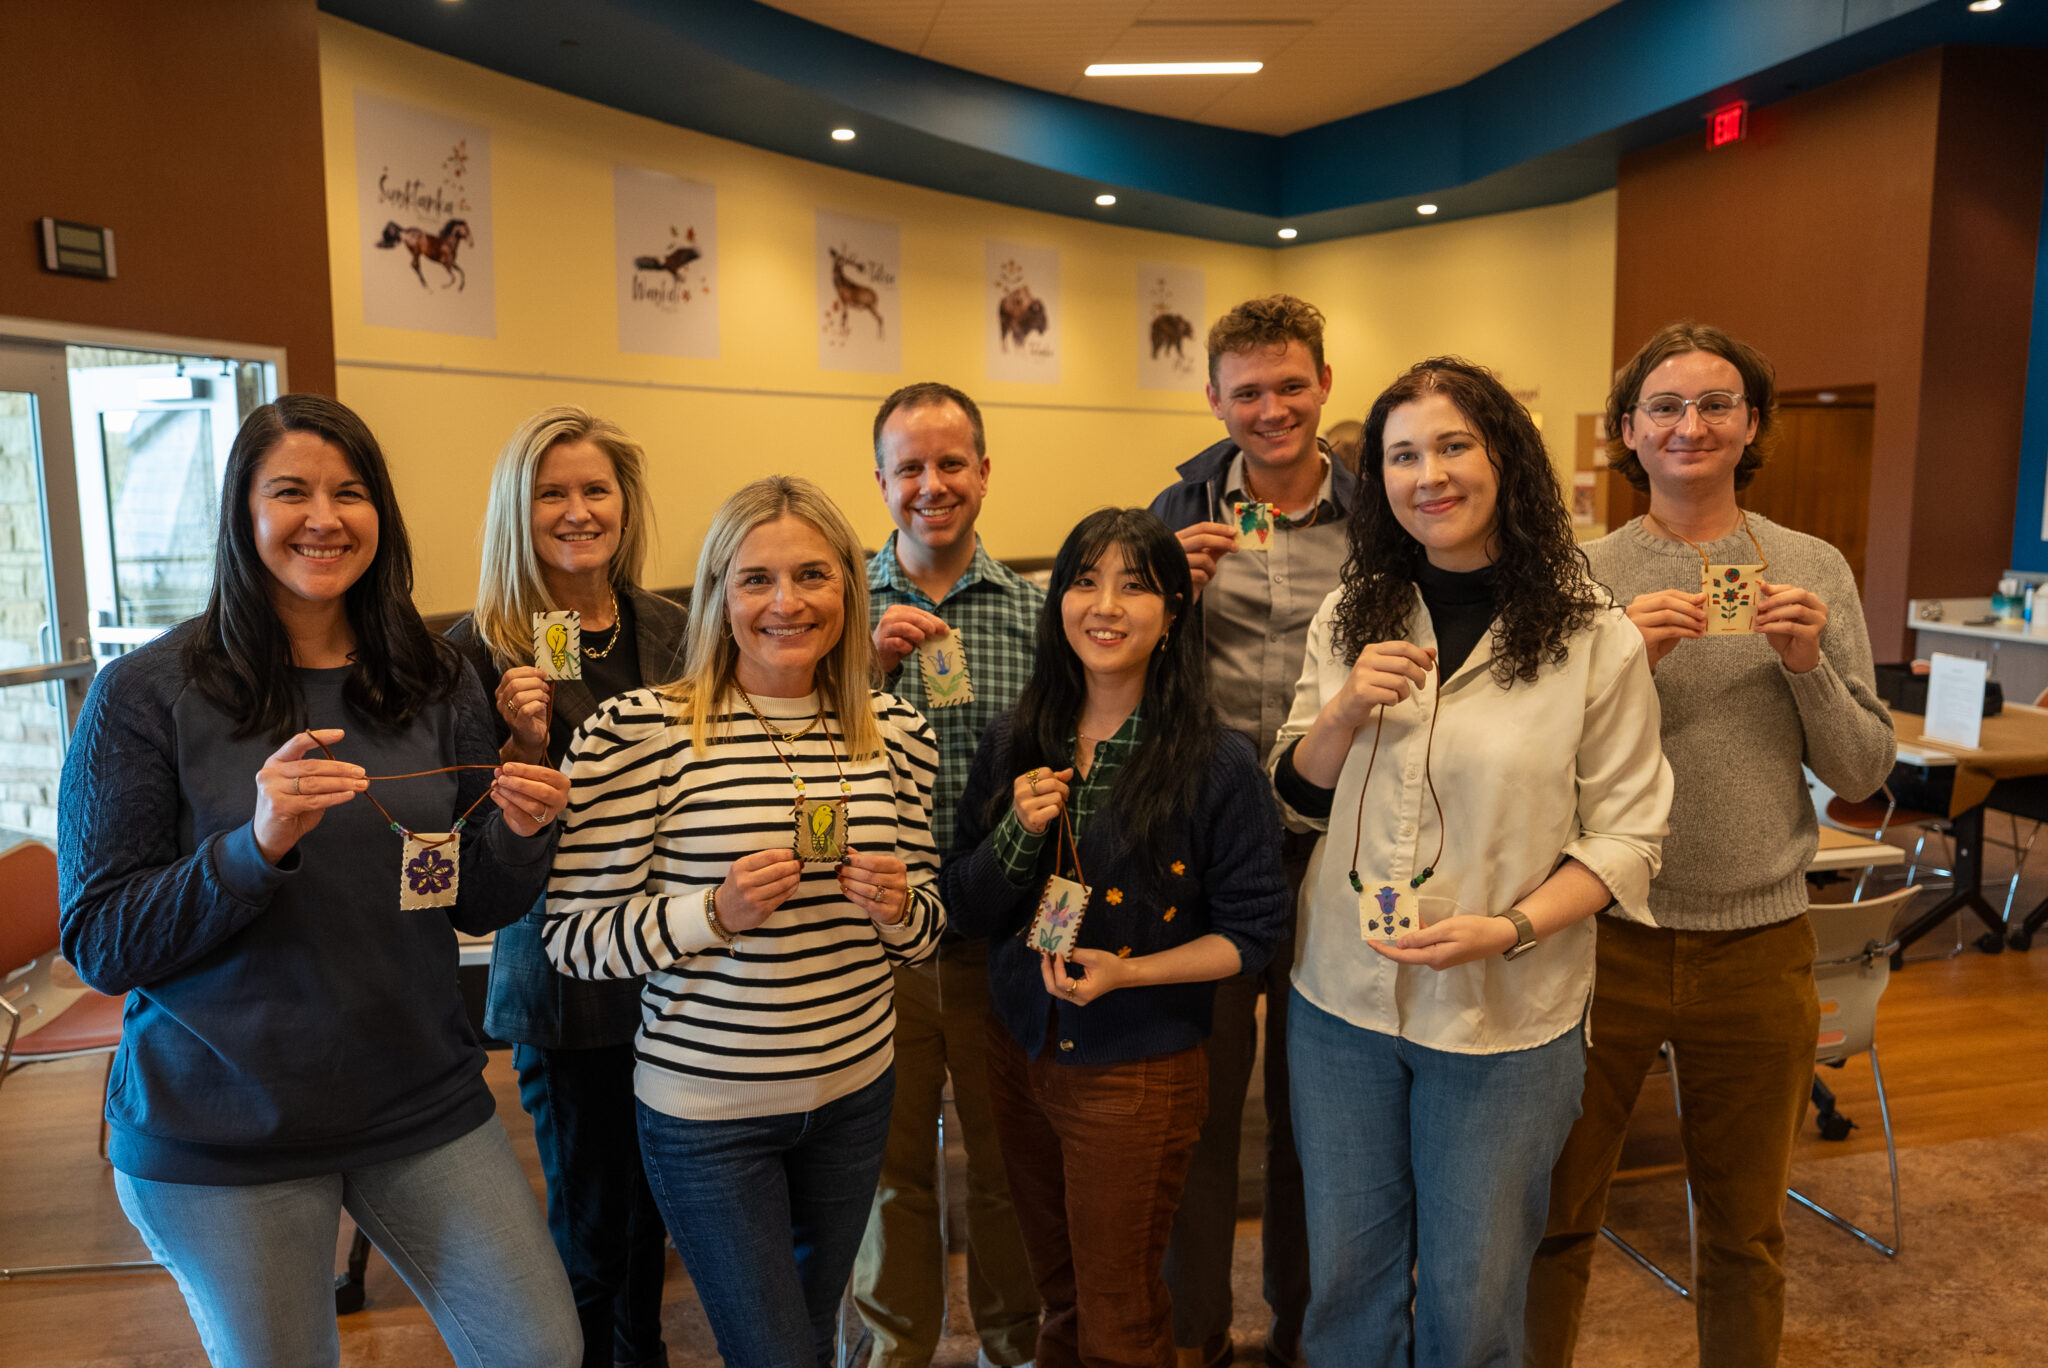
[{"left": 854, "top": 381, "right": 1045, "bottom": 1368}]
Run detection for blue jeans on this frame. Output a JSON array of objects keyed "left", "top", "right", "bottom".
[
  {"left": 1288, "top": 989, "right": 1585, "bottom": 1368},
  {"left": 115, "top": 1118, "right": 579, "bottom": 1368},
  {"left": 637, "top": 1068, "right": 895, "bottom": 1368},
  {"left": 515, "top": 1042, "right": 670, "bottom": 1368}
]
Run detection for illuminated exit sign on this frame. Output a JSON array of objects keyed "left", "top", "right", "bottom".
[{"left": 1708, "top": 101, "right": 1747, "bottom": 148}]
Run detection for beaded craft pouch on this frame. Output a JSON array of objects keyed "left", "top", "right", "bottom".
[
  {"left": 796, "top": 796, "right": 848, "bottom": 865},
  {"left": 1026, "top": 808, "right": 1090, "bottom": 959},
  {"left": 1232, "top": 499, "right": 1276, "bottom": 551},
  {"left": 400, "top": 832, "right": 460, "bottom": 910},
  {"left": 533, "top": 610, "right": 582, "bottom": 680},
  {"left": 919, "top": 632, "right": 974, "bottom": 708}
]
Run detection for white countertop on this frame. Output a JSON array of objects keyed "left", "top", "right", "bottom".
[{"left": 1909, "top": 598, "right": 2048, "bottom": 646}]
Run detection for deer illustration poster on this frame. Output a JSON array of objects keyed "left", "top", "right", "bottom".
[
  {"left": 354, "top": 91, "right": 495, "bottom": 338},
  {"left": 615, "top": 165, "right": 718, "bottom": 358},
  {"left": 1137, "top": 262, "right": 1204, "bottom": 392},
  {"left": 816, "top": 210, "right": 901, "bottom": 374},
  {"left": 987, "top": 240, "right": 1059, "bottom": 384}
]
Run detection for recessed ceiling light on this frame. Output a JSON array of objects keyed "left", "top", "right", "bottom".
[
  {"left": 1277, "top": 227, "right": 1298, "bottom": 240},
  {"left": 1084, "top": 62, "right": 1263, "bottom": 77},
  {"left": 1095, "top": 193, "right": 1118, "bottom": 206},
  {"left": 1417, "top": 203, "right": 1439, "bottom": 215},
  {"left": 1969, "top": 0, "right": 2002, "bottom": 12},
  {"left": 831, "top": 128, "right": 856, "bottom": 142}
]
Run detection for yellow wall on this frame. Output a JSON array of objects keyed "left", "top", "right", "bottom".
[{"left": 320, "top": 17, "right": 1617, "bottom": 612}]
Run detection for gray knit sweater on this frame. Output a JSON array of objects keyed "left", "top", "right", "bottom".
[{"left": 1583, "top": 514, "right": 1896, "bottom": 931}]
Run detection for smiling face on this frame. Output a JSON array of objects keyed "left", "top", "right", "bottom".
[
  {"left": 1060, "top": 544, "right": 1172, "bottom": 689},
  {"left": 874, "top": 400, "right": 989, "bottom": 560},
  {"left": 1621, "top": 350, "right": 1758, "bottom": 498},
  {"left": 725, "top": 513, "right": 848, "bottom": 696},
  {"left": 530, "top": 438, "right": 623, "bottom": 586},
  {"left": 248, "top": 430, "right": 379, "bottom": 612},
  {"left": 1206, "top": 340, "right": 1332, "bottom": 477},
  {"left": 1381, "top": 391, "right": 1500, "bottom": 572}
]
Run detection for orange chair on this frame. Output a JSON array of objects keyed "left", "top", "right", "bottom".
[{"left": 0, "top": 839, "right": 156, "bottom": 1281}]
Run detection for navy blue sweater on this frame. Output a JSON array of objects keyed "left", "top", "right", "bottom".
[
  {"left": 943, "top": 714, "right": 1289, "bottom": 1065},
  {"left": 57, "top": 625, "right": 554, "bottom": 1184}
]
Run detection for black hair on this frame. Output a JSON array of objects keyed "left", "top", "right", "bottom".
[
  {"left": 1332, "top": 358, "right": 1602, "bottom": 688},
  {"left": 184, "top": 393, "right": 461, "bottom": 740},
  {"left": 999, "top": 508, "right": 1214, "bottom": 873},
  {"left": 871, "top": 381, "right": 986, "bottom": 461}
]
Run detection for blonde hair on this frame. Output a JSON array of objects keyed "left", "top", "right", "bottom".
[
  {"left": 660, "top": 476, "right": 879, "bottom": 759},
  {"left": 472, "top": 407, "right": 655, "bottom": 669}
]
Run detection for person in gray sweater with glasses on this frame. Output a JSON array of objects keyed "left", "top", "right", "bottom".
[{"left": 1526, "top": 323, "right": 1896, "bottom": 1368}]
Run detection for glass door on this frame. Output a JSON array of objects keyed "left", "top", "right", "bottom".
[{"left": 0, "top": 343, "right": 94, "bottom": 844}]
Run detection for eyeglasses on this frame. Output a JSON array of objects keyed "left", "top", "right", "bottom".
[{"left": 1636, "top": 391, "right": 1746, "bottom": 427}]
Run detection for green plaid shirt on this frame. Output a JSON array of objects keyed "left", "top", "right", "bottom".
[
  {"left": 869, "top": 532, "right": 1044, "bottom": 856},
  {"left": 991, "top": 711, "right": 1142, "bottom": 885}
]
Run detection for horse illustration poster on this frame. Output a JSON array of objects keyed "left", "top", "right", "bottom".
[
  {"left": 816, "top": 210, "right": 901, "bottom": 374},
  {"left": 355, "top": 91, "right": 494, "bottom": 337},
  {"left": 986, "top": 240, "right": 1059, "bottom": 384},
  {"left": 615, "top": 165, "right": 718, "bottom": 358},
  {"left": 1137, "top": 262, "right": 1204, "bottom": 392}
]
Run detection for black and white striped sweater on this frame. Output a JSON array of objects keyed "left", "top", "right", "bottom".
[{"left": 543, "top": 686, "right": 944, "bottom": 1120}]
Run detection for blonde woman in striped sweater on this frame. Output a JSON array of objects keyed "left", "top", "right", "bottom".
[{"left": 543, "top": 476, "right": 944, "bottom": 1368}]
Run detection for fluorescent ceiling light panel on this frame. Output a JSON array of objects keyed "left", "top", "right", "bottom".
[{"left": 1084, "top": 62, "right": 1263, "bottom": 77}]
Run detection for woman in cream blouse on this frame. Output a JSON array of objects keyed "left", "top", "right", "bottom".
[{"left": 1267, "top": 357, "right": 1673, "bottom": 1368}]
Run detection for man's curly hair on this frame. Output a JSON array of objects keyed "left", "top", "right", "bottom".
[
  {"left": 1331, "top": 357, "right": 1603, "bottom": 688},
  {"left": 1206, "top": 295, "right": 1326, "bottom": 388},
  {"left": 1606, "top": 320, "right": 1776, "bottom": 493}
]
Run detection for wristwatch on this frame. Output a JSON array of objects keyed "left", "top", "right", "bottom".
[{"left": 1493, "top": 908, "right": 1537, "bottom": 961}]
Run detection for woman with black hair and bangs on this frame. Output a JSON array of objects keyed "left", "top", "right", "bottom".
[
  {"left": 945, "top": 506, "right": 1290, "bottom": 1368},
  {"left": 1268, "top": 359, "right": 1673, "bottom": 1368},
  {"left": 58, "top": 394, "right": 579, "bottom": 1368}
]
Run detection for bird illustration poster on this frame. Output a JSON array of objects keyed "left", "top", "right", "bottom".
[
  {"left": 796, "top": 797, "right": 848, "bottom": 865},
  {"left": 1703, "top": 563, "right": 1763, "bottom": 635},
  {"left": 1137, "top": 262, "right": 1203, "bottom": 392},
  {"left": 615, "top": 165, "right": 718, "bottom": 358},
  {"left": 1029, "top": 875, "right": 1090, "bottom": 960},
  {"left": 354, "top": 91, "right": 495, "bottom": 337},
  {"left": 817, "top": 210, "right": 901, "bottom": 374},
  {"left": 987, "top": 240, "right": 1059, "bottom": 384},
  {"left": 399, "top": 833, "right": 460, "bottom": 910},
  {"left": 918, "top": 630, "right": 974, "bottom": 709},
  {"left": 532, "top": 610, "right": 582, "bottom": 681}
]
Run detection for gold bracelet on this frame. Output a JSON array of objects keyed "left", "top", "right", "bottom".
[{"left": 705, "top": 886, "right": 737, "bottom": 944}]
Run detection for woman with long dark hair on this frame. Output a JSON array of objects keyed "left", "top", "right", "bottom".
[
  {"left": 945, "top": 507, "right": 1290, "bottom": 1368},
  {"left": 58, "top": 394, "right": 578, "bottom": 1368},
  {"left": 445, "top": 406, "right": 684, "bottom": 1368},
  {"left": 1268, "top": 359, "right": 1672, "bottom": 1368}
]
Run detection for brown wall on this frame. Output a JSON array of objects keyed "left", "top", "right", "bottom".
[
  {"left": 0, "top": 0, "right": 334, "bottom": 394},
  {"left": 1613, "top": 47, "right": 2048, "bottom": 658}
]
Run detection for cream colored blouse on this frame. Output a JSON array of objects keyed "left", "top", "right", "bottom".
[{"left": 1271, "top": 587, "right": 1673, "bottom": 1054}]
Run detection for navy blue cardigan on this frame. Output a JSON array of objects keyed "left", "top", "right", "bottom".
[{"left": 943, "top": 714, "right": 1289, "bottom": 1065}]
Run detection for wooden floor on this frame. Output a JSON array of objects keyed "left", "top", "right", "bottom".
[{"left": 4, "top": 885, "right": 2046, "bottom": 1366}]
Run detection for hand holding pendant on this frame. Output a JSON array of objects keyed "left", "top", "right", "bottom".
[{"left": 253, "top": 729, "right": 367, "bottom": 866}]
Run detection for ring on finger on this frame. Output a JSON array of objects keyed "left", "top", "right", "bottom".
[{"left": 292, "top": 775, "right": 301, "bottom": 796}]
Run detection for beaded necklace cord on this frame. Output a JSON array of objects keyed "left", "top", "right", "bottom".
[
  {"left": 1344, "top": 661, "right": 1446, "bottom": 896},
  {"left": 1645, "top": 510, "right": 1768, "bottom": 577},
  {"left": 735, "top": 687, "right": 851, "bottom": 800},
  {"left": 306, "top": 733, "right": 497, "bottom": 849}
]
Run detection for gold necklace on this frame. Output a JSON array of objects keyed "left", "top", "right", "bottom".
[
  {"left": 736, "top": 687, "right": 825, "bottom": 749},
  {"left": 581, "top": 586, "right": 624, "bottom": 660}
]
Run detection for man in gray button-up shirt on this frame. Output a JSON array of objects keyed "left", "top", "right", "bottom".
[{"left": 1146, "top": 294, "right": 1357, "bottom": 1368}]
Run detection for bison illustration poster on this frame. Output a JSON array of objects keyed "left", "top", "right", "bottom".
[
  {"left": 1137, "top": 262, "right": 1204, "bottom": 392},
  {"left": 986, "top": 240, "right": 1059, "bottom": 384},
  {"left": 355, "top": 91, "right": 494, "bottom": 338},
  {"left": 817, "top": 210, "right": 901, "bottom": 374},
  {"left": 615, "top": 165, "right": 718, "bottom": 358}
]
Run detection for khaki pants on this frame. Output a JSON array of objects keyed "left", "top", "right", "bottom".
[
  {"left": 1525, "top": 915, "right": 1821, "bottom": 1368},
  {"left": 853, "top": 940, "right": 1042, "bottom": 1368}
]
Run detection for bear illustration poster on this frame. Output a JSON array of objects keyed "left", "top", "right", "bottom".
[
  {"left": 1137, "top": 262, "right": 1204, "bottom": 392},
  {"left": 987, "top": 240, "right": 1059, "bottom": 384}
]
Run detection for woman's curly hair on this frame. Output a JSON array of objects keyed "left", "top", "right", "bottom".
[{"left": 1330, "top": 357, "right": 1603, "bottom": 688}]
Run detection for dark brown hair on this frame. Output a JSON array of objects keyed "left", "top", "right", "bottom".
[
  {"left": 1606, "top": 321, "right": 1777, "bottom": 492},
  {"left": 1206, "top": 294, "right": 1326, "bottom": 388},
  {"left": 872, "top": 381, "right": 985, "bottom": 463},
  {"left": 1332, "top": 358, "right": 1602, "bottom": 688}
]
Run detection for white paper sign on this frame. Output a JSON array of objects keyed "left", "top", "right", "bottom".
[
  {"left": 1922, "top": 652, "right": 1988, "bottom": 749},
  {"left": 615, "top": 166, "right": 718, "bottom": 358},
  {"left": 356, "top": 92, "right": 494, "bottom": 337},
  {"left": 818, "top": 211, "right": 901, "bottom": 373},
  {"left": 1137, "top": 262, "right": 1204, "bottom": 392},
  {"left": 987, "top": 240, "right": 1058, "bottom": 383}
]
